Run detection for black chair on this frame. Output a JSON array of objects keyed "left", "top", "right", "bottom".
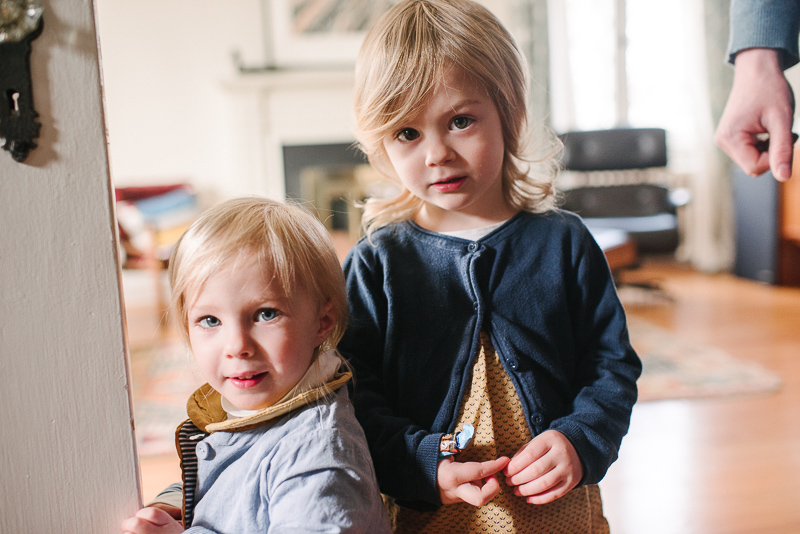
[
  {"left": 560, "top": 127, "right": 667, "bottom": 171},
  {"left": 558, "top": 128, "right": 688, "bottom": 256}
]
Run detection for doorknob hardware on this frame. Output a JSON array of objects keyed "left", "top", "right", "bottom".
[{"left": 0, "top": 0, "right": 44, "bottom": 163}]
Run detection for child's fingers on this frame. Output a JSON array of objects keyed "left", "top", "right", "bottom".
[
  {"left": 121, "top": 507, "right": 183, "bottom": 534},
  {"left": 453, "top": 456, "right": 510, "bottom": 483},
  {"left": 149, "top": 502, "right": 182, "bottom": 520},
  {"left": 456, "top": 474, "right": 502, "bottom": 507},
  {"left": 438, "top": 456, "right": 511, "bottom": 506},
  {"left": 506, "top": 430, "right": 582, "bottom": 482},
  {"left": 121, "top": 516, "right": 159, "bottom": 534},
  {"left": 505, "top": 437, "right": 548, "bottom": 477},
  {"left": 137, "top": 507, "right": 177, "bottom": 524},
  {"left": 455, "top": 458, "right": 509, "bottom": 506},
  {"left": 476, "top": 456, "right": 511, "bottom": 478},
  {"left": 523, "top": 477, "right": 574, "bottom": 505},
  {"left": 511, "top": 464, "right": 559, "bottom": 498},
  {"left": 505, "top": 454, "right": 556, "bottom": 487}
]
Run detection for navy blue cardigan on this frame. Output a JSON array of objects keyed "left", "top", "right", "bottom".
[{"left": 340, "top": 210, "right": 641, "bottom": 508}]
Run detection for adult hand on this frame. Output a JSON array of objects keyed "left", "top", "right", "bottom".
[
  {"left": 715, "top": 48, "right": 796, "bottom": 181},
  {"left": 504, "top": 430, "right": 583, "bottom": 505}
]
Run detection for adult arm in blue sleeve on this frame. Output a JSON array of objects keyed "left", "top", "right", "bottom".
[
  {"left": 717, "top": 0, "right": 800, "bottom": 180},
  {"left": 728, "top": 0, "right": 800, "bottom": 67}
]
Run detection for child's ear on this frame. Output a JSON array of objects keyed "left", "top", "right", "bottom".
[{"left": 314, "top": 300, "right": 337, "bottom": 347}]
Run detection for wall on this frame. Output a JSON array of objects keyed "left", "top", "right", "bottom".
[
  {"left": 93, "top": 0, "right": 521, "bottom": 200},
  {"left": 94, "top": 0, "right": 264, "bottom": 197},
  {"left": 0, "top": 1, "right": 140, "bottom": 532}
]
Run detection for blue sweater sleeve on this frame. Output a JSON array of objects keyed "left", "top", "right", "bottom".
[
  {"left": 728, "top": 0, "right": 800, "bottom": 68},
  {"left": 546, "top": 223, "right": 641, "bottom": 485},
  {"left": 340, "top": 244, "right": 444, "bottom": 507}
]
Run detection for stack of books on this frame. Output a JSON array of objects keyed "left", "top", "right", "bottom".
[{"left": 115, "top": 184, "right": 198, "bottom": 268}]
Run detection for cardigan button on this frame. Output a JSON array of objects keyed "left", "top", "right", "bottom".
[
  {"left": 196, "top": 442, "right": 214, "bottom": 461},
  {"left": 507, "top": 359, "right": 519, "bottom": 370},
  {"left": 531, "top": 413, "right": 545, "bottom": 426},
  {"left": 467, "top": 242, "right": 479, "bottom": 252}
]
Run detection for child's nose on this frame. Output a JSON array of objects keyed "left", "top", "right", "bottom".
[
  {"left": 425, "top": 135, "right": 455, "bottom": 167},
  {"left": 224, "top": 325, "right": 255, "bottom": 359}
]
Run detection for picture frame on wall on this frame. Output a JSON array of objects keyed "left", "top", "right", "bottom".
[{"left": 263, "top": 0, "right": 397, "bottom": 68}]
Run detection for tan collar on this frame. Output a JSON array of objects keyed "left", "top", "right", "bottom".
[{"left": 186, "top": 354, "right": 352, "bottom": 433}]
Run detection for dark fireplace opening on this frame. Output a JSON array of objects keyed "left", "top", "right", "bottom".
[
  {"left": 283, "top": 143, "right": 366, "bottom": 200},
  {"left": 282, "top": 142, "right": 397, "bottom": 243}
]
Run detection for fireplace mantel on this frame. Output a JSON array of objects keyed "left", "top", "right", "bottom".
[{"left": 225, "top": 67, "right": 355, "bottom": 91}]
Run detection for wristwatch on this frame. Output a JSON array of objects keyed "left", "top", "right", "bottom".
[{"left": 439, "top": 424, "right": 475, "bottom": 458}]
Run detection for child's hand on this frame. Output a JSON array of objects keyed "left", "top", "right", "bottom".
[
  {"left": 121, "top": 507, "right": 184, "bottom": 534},
  {"left": 437, "top": 455, "right": 510, "bottom": 506},
  {"left": 149, "top": 503, "right": 182, "bottom": 520},
  {"left": 504, "top": 430, "right": 583, "bottom": 505}
]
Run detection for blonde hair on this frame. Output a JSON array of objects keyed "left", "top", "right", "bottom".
[
  {"left": 353, "top": 0, "right": 560, "bottom": 236},
  {"left": 168, "top": 196, "right": 348, "bottom": 357}
]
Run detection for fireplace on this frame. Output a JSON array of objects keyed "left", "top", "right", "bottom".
[{"left": 223, "top": 69, "right": 399, "bottom": 248}]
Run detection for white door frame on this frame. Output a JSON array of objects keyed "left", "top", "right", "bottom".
[{"left": 0, "top": 1, "right": 141, "bottom": 532}]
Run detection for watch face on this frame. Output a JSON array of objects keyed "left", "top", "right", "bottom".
[{"left": 0, "top": 0, "right": 43, "bottom": 43}]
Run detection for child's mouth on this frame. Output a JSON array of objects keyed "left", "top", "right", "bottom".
[
  {"left": 229, "top": 372, "right": 267, "bottom": 388},
  {"left": 432, "top": 176, "right": 466, "bottom": 192}
]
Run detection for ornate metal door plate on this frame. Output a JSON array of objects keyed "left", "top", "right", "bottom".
[{"left": 0, "top": 0, "right": 44, "bottom": 162}]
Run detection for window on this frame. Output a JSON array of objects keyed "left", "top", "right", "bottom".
[{"left": 549, "top": 0, "right": 707, "bottom": 172}]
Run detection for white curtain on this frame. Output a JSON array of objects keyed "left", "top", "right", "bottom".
[{"left": 547, "top": 0, "right": 735, "bottom": 272}]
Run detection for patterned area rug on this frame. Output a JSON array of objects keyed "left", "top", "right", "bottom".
[
  {"left": 129, "top": 340, "right": 203, "bottom": 457},
  {"left": 129, "top": 318, "right": 782, "bottom": 455},
  {"left": 629, "top": 317, "right": 782, "bottom": 402}
]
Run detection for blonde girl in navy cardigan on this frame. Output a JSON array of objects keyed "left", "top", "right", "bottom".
[{"left": 339, "top": 1, "right": 641, "bottom": 532}]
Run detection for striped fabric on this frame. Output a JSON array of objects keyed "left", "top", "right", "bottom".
[{"left": 175, "top": 419, "right": 208, "bottom": 528}]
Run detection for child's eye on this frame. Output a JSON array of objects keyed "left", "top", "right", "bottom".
[
  {"left": 256, "top": 308, "right": 279, "bottom": 322},
  {"left": 395, "top": 128, "right": 420, "bottom": 142},
  {"left": 450, "top": 116, "right": 473, "bottom": 130},
  {"left": 198, "top": 316, "right": 220, "bottom": 328}
]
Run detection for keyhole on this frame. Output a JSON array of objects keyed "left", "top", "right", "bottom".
[{"left": 5, "top": 90, "right": 20, "bottom": 114}]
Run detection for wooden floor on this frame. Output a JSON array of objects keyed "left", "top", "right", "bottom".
[
  {"left": 602, "top": 261, "right": 800, "bottom": 534},
  {"left": 130, "top": 259, "right": 800, "bottom": 533}
]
